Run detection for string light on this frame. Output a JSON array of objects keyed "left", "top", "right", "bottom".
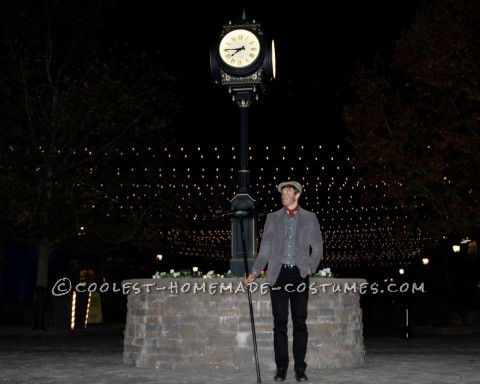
[{"left": 81, "top": 143, "right": 429, "bottom": 270}]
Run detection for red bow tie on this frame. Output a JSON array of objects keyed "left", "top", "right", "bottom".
[{"left": 285, "top": 206, "right": 299, "bottom": 217}]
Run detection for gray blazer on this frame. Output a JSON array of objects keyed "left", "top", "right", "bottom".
[{"left": 252, "top": 206, "right": 324, "bottom": 285}]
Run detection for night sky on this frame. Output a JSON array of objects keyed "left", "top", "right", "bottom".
[
  {"left": 105, "top": 0, "right": 421, "bottom": 145},
  {"left": 0, "top": 0, "right": 428, "bottom": 279},
  {"left": 3, "top": 1, "right": 477, "bottom": 314},
  {"left": 95, "top": 0, "right": 428, "bottom": 275}
]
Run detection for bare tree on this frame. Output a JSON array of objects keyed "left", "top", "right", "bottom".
[
  {"left": 0, "top": 0, "right": 181, "bottom": 329},
  {"left": 343, "top": 0, "right": 480, "bottom": 242}
]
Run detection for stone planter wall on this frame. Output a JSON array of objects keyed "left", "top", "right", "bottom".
[{"left": 123, "top": 277, "right": 366, "bottom": 371}]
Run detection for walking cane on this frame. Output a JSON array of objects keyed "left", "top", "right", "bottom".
[{"left": 239, "top": 215, "right": 262, "bottom": 383}]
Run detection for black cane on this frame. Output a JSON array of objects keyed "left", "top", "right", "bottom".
[{"left": 239, "top": 215, "right": 261, "bottom": 383}]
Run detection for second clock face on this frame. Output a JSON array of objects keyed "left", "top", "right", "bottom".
[{"left": 219, "top": 29, "right": 261, "bottom": 69}]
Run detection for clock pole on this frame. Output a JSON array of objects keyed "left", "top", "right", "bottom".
[
  {"left": 210, "top": 13, "right": 275, "bottom": 384},
  {"left": 210, "top": 15, "right": 276, "bottom": 277},
  {"left": 238, "top": 93, "right": 251, "bottom": 194},
  {"left": 229, "top": 87, "right": 256, "bottom": 278}
]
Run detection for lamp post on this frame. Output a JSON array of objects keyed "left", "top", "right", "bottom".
[
  {"left": 210, "top": 12, "right": 275, "bottom": 276},
  {"left": 230, "top": 89, "right": 257, "bottom": 276},
  {"left": 210, "top": 13, "right": 275, "bottom": 383}
]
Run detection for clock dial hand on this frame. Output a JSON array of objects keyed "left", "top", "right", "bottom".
[{"left": 230, "top": 46, "right": 245, "bottom": 57}]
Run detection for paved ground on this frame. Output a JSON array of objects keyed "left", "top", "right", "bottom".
[{"left": 0, "top": 323, "right": 479, "bottom": 384}]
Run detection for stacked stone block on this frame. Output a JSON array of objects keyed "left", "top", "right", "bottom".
[{"left": 123, "top": 278, "right": 366, "bottom": 371}]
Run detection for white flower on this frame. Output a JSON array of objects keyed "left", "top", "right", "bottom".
[
  {"left": 313, "top": 267, "right": 333, "bottom": 278},
  {"left": 150, "top": 268, "right": 242, "bottom": 279}
]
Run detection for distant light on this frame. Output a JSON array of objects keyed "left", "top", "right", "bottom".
[
  {"left": 422, "top": 258, "right": 429, "bottom": 265},
  {"left": 399, "top": 268, "right": 405, "bottom": 275},
  {"left": 192, "top": 266, "right": 199, "bottom": 273},
  {"left": 71, "top": 292, "right": 76, "bottom": 330},
  {"left": 461, "top": 238, "right": 471, "bottom": 244},
  {"left": 84, "top": 292, "right": 91, "bottom": 328},
  {"left": 452, "top": 245, "right": 461, "bottom": 253},
  {"left": 156, "top": 254, "right": 163, "bottom": 261}
]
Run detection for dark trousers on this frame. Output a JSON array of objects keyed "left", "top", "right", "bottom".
[{"left": 270, "top": 265, "right": 309, "bottom": 371}]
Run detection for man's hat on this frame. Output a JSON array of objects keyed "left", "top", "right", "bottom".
[{"left": 277, "top": 181, "right": 303, "bottom": 194}]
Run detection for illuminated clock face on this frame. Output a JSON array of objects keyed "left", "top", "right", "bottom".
[{"left": 218, "top": 29, "right": 261, "bottom": 69}]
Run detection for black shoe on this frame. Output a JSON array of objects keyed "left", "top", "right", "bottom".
[
  {"left": 274, "top": 368, "right": 287, "bottom": 382},
  {"left": 295, "top": 368, "right": 308, "bottom": 382}
]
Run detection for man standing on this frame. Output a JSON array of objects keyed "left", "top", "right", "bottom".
[{"left": 245, "top": 181, "right": 323, "bottom": 382}]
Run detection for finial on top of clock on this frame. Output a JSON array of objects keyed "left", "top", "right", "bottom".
[{"left": 241, "top": 9, "right": 256, "bottom": 23}]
